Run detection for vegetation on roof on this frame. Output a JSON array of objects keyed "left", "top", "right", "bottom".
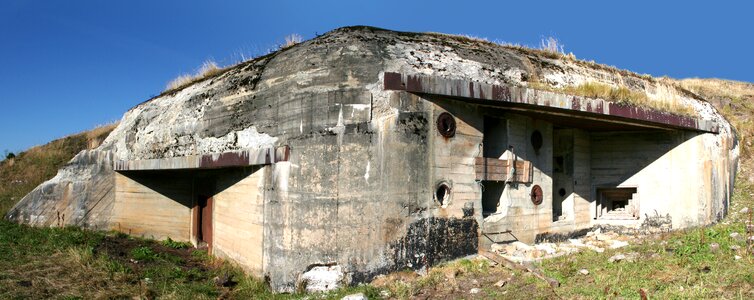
[{"left": 528, "top": 81, "right": 696, "bottom": 117}]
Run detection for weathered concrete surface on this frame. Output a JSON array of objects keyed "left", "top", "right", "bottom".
[{"left": 5, "top": 26, "right": 738, "bottom": 292}]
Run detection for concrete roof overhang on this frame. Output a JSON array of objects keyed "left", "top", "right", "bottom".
[
  {"left": 383, "top": 72, "right": 719, "bottom": 133},
  {"left": 113, "top": 146, "right": 289, "bottom": 172}
]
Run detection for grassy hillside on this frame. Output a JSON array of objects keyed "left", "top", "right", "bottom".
[{"left": 0, "top": 124, "right": 116, "bottom": 216}]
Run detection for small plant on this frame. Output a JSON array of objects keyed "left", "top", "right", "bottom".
[
  {"left": 162, "top": 237, "right": 191, "bottom": 249},
  {"left": 131, "top": 246, "right": 158, "bottom": 262}
]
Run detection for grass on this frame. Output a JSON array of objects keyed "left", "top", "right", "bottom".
[
  {"left": 529, "top": 81, "right": 696, "bottom": 117},
  {"left": 163, "top": 32, "right": 304, "bottom": 93},
  {"left": 0, "top": 123, "right": 116, "bottom": 215},
  {"left": 165, "top": 60, "right": 227, "bottom": 92},
  {"left": 0, "top": 219, "right": 384, "bottom": 299},
  {"left": 538, "top": 181, "right": 754, "bottom": 299}
]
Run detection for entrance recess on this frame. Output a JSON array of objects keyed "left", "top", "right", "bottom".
[{"left": 197, "top": 195, "right": 213, "bottom": 249}]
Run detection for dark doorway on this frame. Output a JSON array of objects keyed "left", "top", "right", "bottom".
[{"left": 197, "top": 195, "right": 213, "bottom": 249}]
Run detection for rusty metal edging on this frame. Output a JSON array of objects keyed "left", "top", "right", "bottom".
[{"left": 383, "top": 72, "right": 718, "bottom": 133}]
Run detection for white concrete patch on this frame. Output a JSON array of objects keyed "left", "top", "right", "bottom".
[
  {"left": 196, "top": 126, "right": 277, "bottom": 154},
  {"left": 364, "top": 161, "right": 370, "bottom": 182},
  {"left": 300, "top": 265, "right": 344, "bottom": 292}
]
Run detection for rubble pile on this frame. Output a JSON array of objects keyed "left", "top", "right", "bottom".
[{"left": 490, "top": 228, "right": 633, "bottom": 262}]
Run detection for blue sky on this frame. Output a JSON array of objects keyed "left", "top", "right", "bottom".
[{"left": 1, "top": 0, "right": 751, "bottom": 154}]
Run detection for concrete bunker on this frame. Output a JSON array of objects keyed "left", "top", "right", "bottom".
[{"left": 5, "top": 27, "right": 737, "bottom": 292}]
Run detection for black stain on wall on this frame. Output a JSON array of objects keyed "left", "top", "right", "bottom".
[
  {"left": 396, "top": 112, "right": 428, "bottom": 140},
  {"left": 350, "top": 216, "right": 478, "bottom": 284}
]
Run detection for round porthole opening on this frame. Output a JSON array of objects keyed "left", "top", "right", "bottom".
[
  {"left": 436, "top": 183, "right": 451, "bottom": 207},
  {"left": 530, "top": 185, "right": 543, "bottom": 205},
  {"left": 436, "top": 112, "right": 456, "bottom": 138},
  {"left": 558, "top": 188, "right": 566, "bottom": 197}
]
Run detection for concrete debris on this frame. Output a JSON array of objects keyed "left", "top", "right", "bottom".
[
  {"left": 469, "top": 288, "right": 481, "bottom": 294},
  {"left": 735, "top": 255, "right": 742, "bottom": 260},
  {"left": 609, "top": 240, "right": 629, "bottom": 249},
  {"left": 608, "top": 254, "right": 626, "bottom": 263},
  {"left": 740, "top": 207, "right": 750, "bottom": 214},
  {"left": 730, "top": 232, "right": 743, "bottom": 240},
  {"left": 512, "top": 241, "right": 533, "bottom": 252},
  {"left": 341, "top": 293, "right": 367, "bottom": 300},
  {"left": 299, "top": 265, "right": 344, "bottom": 292},
  {"left": 535, "top": 243, "right": 557, "bottom": 255},
  {"left": 490, "top": 243, "right": 505, "bottom": 253},
  {"left": 579, "top": 269, "right": 589, "bottom": 275},
  {"left": 491, "top": 228, "right": 636, "bottom": 262}
]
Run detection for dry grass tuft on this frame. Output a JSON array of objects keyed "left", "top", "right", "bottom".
[
  {"left": 197, "top": 60, "right": 221, "bottom": 77},
  {"left": 530, "top": 81, "right": 695, "bottom": 116},
  {"left": 539, "top": 36, "right": 564, "bottom": 55},
  {"left": 283, "top": 33, "right": 303, "bottom": 48},
  {"left": 164, "top": 60, "right": 228, "bottom": 92},
  {"left": 165, "top": 74, "right": 194, "bottom": 91}
]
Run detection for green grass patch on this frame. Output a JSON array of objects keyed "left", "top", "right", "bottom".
[{"left": 162, "top": 237, "right": 192, "bottom": 249}]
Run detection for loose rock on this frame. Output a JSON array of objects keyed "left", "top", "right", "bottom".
[
  {"left": 608, "top": 254, "right": 626, "bottom": 263},
  {"left": 610, "top": 240, "right": 629, "bottom": 249},
  {"left": 494, "top": 279, "right": 508, "bottom": 287},
  {"left": 342, "top": 293, "right": 367, "bottom": 300},
  {"left": 469, "top": 288, "right": 481, "bottom": 294},
  {"left": 709, "top": 243, "right": 720, "bottom": 253},
  {"left": 512, "top": 241, "right": 533, "bottom": 251},
  {"left": 579, "top": 269, "right": 589, "bottom": 275}
]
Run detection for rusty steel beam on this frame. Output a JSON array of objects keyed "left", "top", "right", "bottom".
[{"left": 383, "top": 72, "right": 718, "bottom": 133}]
